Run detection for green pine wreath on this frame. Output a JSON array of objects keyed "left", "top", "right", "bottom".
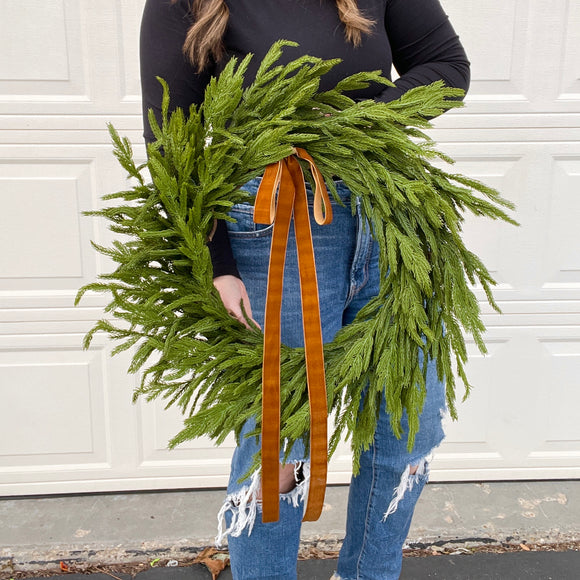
[{"left": 76, "top": 41, "right": 517, "bottom": 474}]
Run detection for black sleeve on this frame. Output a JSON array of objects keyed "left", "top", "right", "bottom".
[
  {"left": 140, "top": 0, "right": 210, "bottom": 142},
  {"left": 208, "top": 220, "right": 241, "bottom": 279},
  {"left": 377, "top": 0, "right": 470, "bottom": 104},
  {"left": 140, "top": 0, "right": 241, "bottom": 279}
]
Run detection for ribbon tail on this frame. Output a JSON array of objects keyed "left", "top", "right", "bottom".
[
  {"left": 260, "top": 160, "right": 295, "bottom": 523},
  {"left": 287, "top": 155, "right": 328, "bottom": 522}
]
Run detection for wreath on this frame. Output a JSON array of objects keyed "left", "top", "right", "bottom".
[{"left": 76, "top": 41, "right": 517, "bottom": 478}]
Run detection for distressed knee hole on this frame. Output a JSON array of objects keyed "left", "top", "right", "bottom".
[
  {"left": 216, "top": 461, "right": 310, "bottom": 546},
  {"left": 382, "top": 455, "right": 432, "bottom": 522},
  {"left": 257, "top": 462, "right": 302, "bottom": 499}
]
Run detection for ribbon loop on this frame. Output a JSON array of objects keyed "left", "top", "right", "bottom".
[
  {"left": 293, "top": 147, "right": 333, "bottom": 226},
  {"left": 254, "top": 149, "right": 332, "bottom": 523}
]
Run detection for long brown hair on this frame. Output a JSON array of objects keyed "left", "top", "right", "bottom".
[{"left": 171, "top": 0, "right": 375, "bottom": 71}]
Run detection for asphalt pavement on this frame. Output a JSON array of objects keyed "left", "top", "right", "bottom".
[{"left": 24, "top": 551, "right": 580, "bottom": 580}]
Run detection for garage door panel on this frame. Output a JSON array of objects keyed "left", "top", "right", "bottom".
[
  {"left": 543, "top": 156, "right": 580, "bottom": 288},
  {"left": 524, "top": 327, "right": 580, "bottom": 470},
  {"left": 433, "top": 142, "right": 580, "bottom": 300},
  {"left": 0, "top": 0, "right": 87, "bottom": 106},
  {"left": 0, "top": 335, "right": 111, "bottom": 471},
  {"left": 434, "top": 326, "right": 580, "bottom": 478},
  {"left": 0, "top": 176, "right": 83, "bottom": 280},
  {"left": 443, "top": 339, "right": 506, "bottom": 446},
  {"left": 0, "top": 159, "right": 98, "bottom": 293},
  {"left": 136, "top": 397, "right": 237, "bottom": 466},
  {"left": 559, "top": 0, "right": 580, "bottom": 99},
  {"left": 0, "top": 0, "right": 142, "bottom": 116},
  {"left": 440, "top": 332, "right": 531, "bottom": 468},
  {"left": 431, "top": 146, "right": 531, "bottom": 294},
  {"left": 444, "top": 0, "right": 580, "bottom": 113},
  {"left": 448, "top": 154, "right": 524, "bottom": 287},
  {"left": 118, "top": 0, "right": 147, "bottom": 104},
  {"left": 0, "top": 0, "right": 69, "bottom": 82},
  {"left": 537, "top": 337, "right": 580, "bottom": 443},
  {"left": 443, "top": 0, "right": 530, "bottom": 110},
  {"left": 0, "top": 145, "right": 150, "bottom": 304}
]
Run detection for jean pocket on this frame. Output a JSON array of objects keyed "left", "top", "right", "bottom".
[{"left": 226, "top": 203, "right": 274, "bottom": 238}]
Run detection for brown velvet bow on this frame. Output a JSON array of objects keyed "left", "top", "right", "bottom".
[{"left": 253, "top": 147, "right": 333, "bottom": 523}]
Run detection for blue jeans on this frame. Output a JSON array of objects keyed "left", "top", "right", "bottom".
[{"left": 219, "top": 178, "right": 446, "bottom": 580}]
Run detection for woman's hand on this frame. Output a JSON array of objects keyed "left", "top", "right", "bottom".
[{"left": 213, "top": 275, "right": 260, "bottom": 330}]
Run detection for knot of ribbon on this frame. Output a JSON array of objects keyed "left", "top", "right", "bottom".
[{"left": 253, "top": 147, "right": 333, "bottom": 523}]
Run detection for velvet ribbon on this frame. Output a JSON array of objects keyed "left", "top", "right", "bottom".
[{"left": 253, "top": 147, "right": 333, "bottom": 523}]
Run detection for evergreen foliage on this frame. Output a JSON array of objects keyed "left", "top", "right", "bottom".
[{"left": 76, "top": 41, "right": 517, "bottom": 476}]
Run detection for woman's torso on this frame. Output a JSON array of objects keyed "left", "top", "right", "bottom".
[{"left": 219, "top": 0, "right": 392, "bottom": 99}]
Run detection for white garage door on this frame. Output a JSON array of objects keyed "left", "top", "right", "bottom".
[{"left": 1, "top": 0, "right": 579, "bottom": 495}]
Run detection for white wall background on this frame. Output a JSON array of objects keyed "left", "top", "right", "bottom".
[{"left": 0, "top": 0, "right": 579, "bottom": 495}]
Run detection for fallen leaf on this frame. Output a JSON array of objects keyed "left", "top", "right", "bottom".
[
  {"left": 59, "top": 562, "right": 69, "bottom": 573},
  {"left": 194, "top": 547, "right": 230, "bottom": 580},
  {"left": 194, "top": 547, "right": 218, "bottom": 562},
  {"left": 520, "top": 543, "right": 530, "bottom": 551}
]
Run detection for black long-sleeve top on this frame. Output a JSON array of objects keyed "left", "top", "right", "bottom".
[{"left": 140, "top": 0, "right": 470, "bottom": 279}]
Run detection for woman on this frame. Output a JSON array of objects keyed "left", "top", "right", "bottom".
[{"left": 140, "top": 1, "right": 470, "bottom": 578}]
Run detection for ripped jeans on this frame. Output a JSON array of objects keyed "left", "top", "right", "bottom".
[{"left": 219, "top": 178, "right": 446, "bottom": 580}]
